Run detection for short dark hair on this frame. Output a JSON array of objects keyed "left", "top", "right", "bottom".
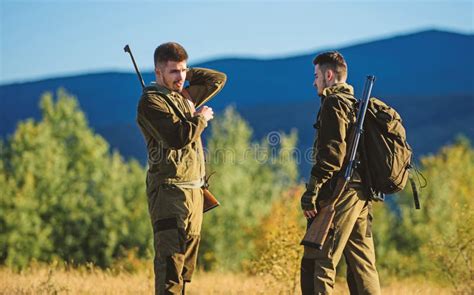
[
  {"left": 313, "top": 51, "right": 347, "bottom": 80},
  {"left": 154, "top": 42, "right": 188, "bottom": 68}
]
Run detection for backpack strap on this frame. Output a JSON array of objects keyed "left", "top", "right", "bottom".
[
  {"left": 409, "top": 174, "right": 421, "bottom": 209},
  {"left": 355, "top": 96, "right": 384, "bottom": 201},
  {"left": 359, "top": 121, "right": 383, "bottom": 201}
]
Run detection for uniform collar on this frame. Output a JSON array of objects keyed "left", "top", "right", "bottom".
[
  {"left": 147, "top": 82, "right": 173, "bottom": 95},
  {"left": 321, "top": 82, "right": 354, "bottom": 98}
]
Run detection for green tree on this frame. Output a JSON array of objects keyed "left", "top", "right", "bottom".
[
  {"left": 0, "top": 89, "right": 151, "bottom": 269},
  {"left": 398, "top": 138, "right": 472, "bottom": 288},
  {"left": 371, "top": 138, "right": 473, "bottom": 291},
  {"left": 248, "top": 187, "right": 306, "bottom": 293},
  {"left": 199, "top": 107, "right": 299, "bottom": 271}
]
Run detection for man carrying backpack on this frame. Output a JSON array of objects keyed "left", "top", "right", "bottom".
[{"left": 300, "top": 51, "right": 381, "bottom": 295}]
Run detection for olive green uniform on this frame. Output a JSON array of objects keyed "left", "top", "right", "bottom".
[
  {"left": 301, "top": 83, "right": 381, "bottom": 295},
  {"left": 136, "top": 68, "right": 226, "bottom": 294}
]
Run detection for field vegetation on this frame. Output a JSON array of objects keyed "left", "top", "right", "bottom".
[{"left": 1, "top": 90, "right": 472, "bottom": 294}]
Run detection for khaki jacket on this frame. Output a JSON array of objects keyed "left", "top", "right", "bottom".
[
  {"left": 136, "top": 68, "right": 226, "bottom": 190},
  {"left": 310, "top": 83, "right": 360, "bottom": 200}
]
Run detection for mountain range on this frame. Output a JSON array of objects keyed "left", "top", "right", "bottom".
[{"left": 1, "top": 29, "right": 473, "bottom": 176}]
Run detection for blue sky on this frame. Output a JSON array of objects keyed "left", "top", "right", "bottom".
[{"left": 1, "top": 0, "right": 472, "bottom": 84}]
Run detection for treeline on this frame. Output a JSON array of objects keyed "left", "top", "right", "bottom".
[
  {"left": 0, "top": 90, "right": 297, "bottom": 271},
  {"left": 0, "top": 90, "right": 150, "bottom": 268},
  {"left": 0, "top": 90, "right": 472, "bottom": 292}
]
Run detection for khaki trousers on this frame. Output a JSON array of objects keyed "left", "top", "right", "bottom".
[
  {"left": 301, "top": 188, "right": 381, "bottom": 295},
  {"left": 148, "top": 184, "right": 203, "bottom": 295}
]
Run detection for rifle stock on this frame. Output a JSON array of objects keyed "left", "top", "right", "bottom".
[
  {"left": 301, "top": 205, "right": 335, "bottom": 250},
  {"left": 300, "top": 177, "right": 348, "bottom": 249},
  {"left": 202, "top": 188, "right": 220, "bottom": 213}
]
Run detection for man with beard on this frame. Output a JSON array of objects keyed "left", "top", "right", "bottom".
[
  {"left": 136, "top": 42, "right": 226, "bottom": 294},
  {"left": 300, "top": 51, "right": 381, "bottom": 295}
]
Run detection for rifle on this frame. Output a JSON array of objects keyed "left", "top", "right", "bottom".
[
  {"left": 124, "top": 44, "right": 220, "bottom": 213},
  {"left": 202, "top": 173, "right": 220, "bottom": 212},
  {"left": 300, "top": 75, "right": 376, "bottom": 250}
]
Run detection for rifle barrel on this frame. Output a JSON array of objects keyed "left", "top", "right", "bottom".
[
  {"left": 124, "top": 44, "right": 146, "bottom": 89},
  {"left": 344, "top": 76, "right": 376, "bottom": 180}
]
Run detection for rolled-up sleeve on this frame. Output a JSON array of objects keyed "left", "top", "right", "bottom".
[{"left": 185, "top": 67, "right": 227, "bottom": 108}]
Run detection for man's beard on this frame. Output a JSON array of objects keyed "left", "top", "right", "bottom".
[
  {"left": 163, "top": 76, "right": 184, "bottom": 92},
  {"left": 317, "top": 77, "right": 328, "bottom": 96}
]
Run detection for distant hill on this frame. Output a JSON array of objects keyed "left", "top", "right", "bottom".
[{"left": 1, "top": 29, "right": 473, "bottom": 176}]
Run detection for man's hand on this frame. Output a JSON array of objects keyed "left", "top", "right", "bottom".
[
  {"left": 195, "top": 106, "right": 214, "bottom": 122},
  {"left": 183, "top": 88, "right": 214, "bottom": 122},
  {"left": 301, "top": 175, "right": 321, "bottom": 219},
  {"left": 301, "top": 190, "right": 317, "bottom": 219}
]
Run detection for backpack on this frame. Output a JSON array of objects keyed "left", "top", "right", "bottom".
[{"left": 361, "top": 97, "right": 413, "bottom": 196}]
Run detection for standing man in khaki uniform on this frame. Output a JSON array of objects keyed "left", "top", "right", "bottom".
[
  {"left": 136, "top": 42, "right": 226, "bottom": 294},
  {"left": 300, "top": 51, "right": 381, "bottom": 295}
]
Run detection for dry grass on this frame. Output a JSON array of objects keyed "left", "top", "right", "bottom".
[
  {"left": 0, "top": 264, "right": 454, "bottom": 295},
  {"left": 0, "top": 263, "right": 153, "bottom": 295}
]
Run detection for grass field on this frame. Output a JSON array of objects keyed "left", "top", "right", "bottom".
[{"left": 0, "top": 263, "right": 454, "bottom": 295}]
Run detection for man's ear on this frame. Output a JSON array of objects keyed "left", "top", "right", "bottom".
[
  {"left": 155, "top": 67, "right": 163, "bottom": 83},
  {"left": 326, "top": 69, "right": 334, "bottom": 82}
]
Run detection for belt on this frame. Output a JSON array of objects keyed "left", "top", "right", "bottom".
[{"left": 159, "top": 178, "right": 205, "bottom": 189}]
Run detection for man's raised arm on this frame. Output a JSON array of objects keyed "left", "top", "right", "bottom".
[{"left": 185, "top": 67, "right": 227, "bottom": 108}]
